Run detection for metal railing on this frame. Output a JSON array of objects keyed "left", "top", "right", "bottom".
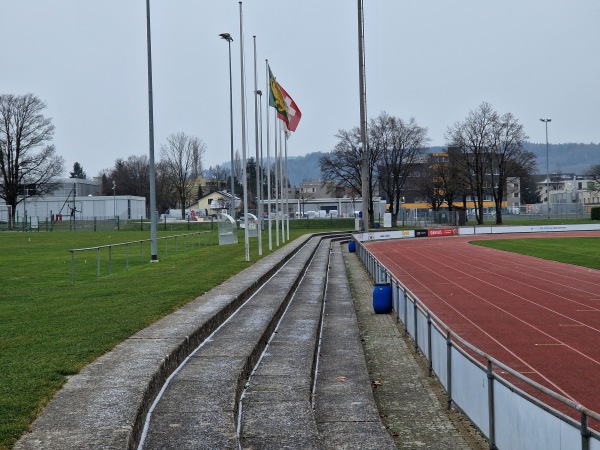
[
  {"left": 355, "top": 239, "right": 600, "bottom": 450},
  {"left": 69, "top": 230, "right": 215, "bottom": 284}
]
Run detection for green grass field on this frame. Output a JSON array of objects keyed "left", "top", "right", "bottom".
[{"left": 472, "top": 236, "right": 600, "bottom": 270}]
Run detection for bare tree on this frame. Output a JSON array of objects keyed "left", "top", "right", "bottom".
[
  {"left": 488, "top": 112, "right": 533, "bottom": 223},
  {"left": 161, "top": 132, "right": 206, "bottom": 218},
  {"left": 417, "top": 156, "right": 447, "bottom": 211},
  {"left": 209, "top": 164, "right": 229, "bottom": 192},
  {"left": 101, "top": 155, "right": 150, "bottom": 198},
  {"left": 446, "top": 102, "right": 497, "bottom": 224},
  {"left": 447, "top": 103, "right": 534, "bottom": 224},
  {"left": 319, "top": 126, "right": 379, "bottom": 224},
  {"left": 233, "top": 149, "right": 243, "bottom": 181},
  {"left": 0, "top": 94, "right": 64, "bottom": 228},
  {"left": 99, "top": 154, "right": 176, "bottom": 215},
  {"left": 588, "top": 164, "right": 600, "bottom": 192},
  {"left": 371, "top": 112, "right": 429, "bottom": 227}
]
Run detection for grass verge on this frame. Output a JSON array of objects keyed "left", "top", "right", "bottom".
[{"left": 472, "top": 236, "right": 600, "bottom": 270}]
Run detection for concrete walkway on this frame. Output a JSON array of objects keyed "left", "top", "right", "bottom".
[{"left": 344, "top": 248, "right": 488, "bottom": 450}]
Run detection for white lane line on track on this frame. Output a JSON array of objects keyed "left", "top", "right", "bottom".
[
  {"left": 372, "top": 246, "right": 590, "bottom": 400},
  {"left": 392, "top": 245, "right": 600, "bottom": 335},
  {"left": 424, "top": 242, "right": 600, "bottom": 300}
]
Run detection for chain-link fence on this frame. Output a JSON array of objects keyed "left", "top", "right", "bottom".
[
  {"left": 381, "top": 203, "right": 593, "bottom": 228},
  {"left": 1, "top": 215, "right": 216, "bottom": 233}
]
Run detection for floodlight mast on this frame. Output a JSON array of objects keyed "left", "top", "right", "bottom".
[
  {"left": 358, "top": 0, "right": 369, "bottom": 232},
  {"left": 146, "top": 0, "right": 158, "bottom": 262},
  {"left": 540, "top": 118, "right": 552, "bottom": 219}
]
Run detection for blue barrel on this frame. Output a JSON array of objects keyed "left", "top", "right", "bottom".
[
  {"left": 348, "top": 241, "right": 356, "bottom": 252},
  {"left": 373, "top": 283, "right": 392, "bottom": 314}
]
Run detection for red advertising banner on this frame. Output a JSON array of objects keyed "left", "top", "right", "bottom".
[{"left": 427, "top": 228, "right": 459, "bottom": 237}]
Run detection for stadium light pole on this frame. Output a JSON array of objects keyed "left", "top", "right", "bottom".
[
  {"left": 219, "top": 32, "right": 235, "bottom": 219},
  {"left": 358, "top": 0, "right": 369, "bottom": 232},
  {"left": 540, "top": 118, "right": 551, "bottom": 219},
  {"left": 146, "top": 0, "right": 158, "bottom": 262}
]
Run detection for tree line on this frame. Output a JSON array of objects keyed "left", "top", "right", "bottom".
[
  {"left": 321, "top": 102, "right": 539, "bottom": 226},
  {"left": 3, "top": 93, "right": 600, "bottom": 228},
  {"left": 99, "top": 132, "right": 205, "bottom": 219}
]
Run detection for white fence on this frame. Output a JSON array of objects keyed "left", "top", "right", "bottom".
[{"left": 356, "top": 240, "right": 600, "bottom": 450}]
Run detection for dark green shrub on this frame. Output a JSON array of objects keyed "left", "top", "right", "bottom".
[{"left": 591, "top": 207, "right": 600, "bottom": 220}]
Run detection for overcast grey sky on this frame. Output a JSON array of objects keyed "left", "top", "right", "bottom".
[{"left": 4, "top": 1, "right": 600, "bottom": 179}]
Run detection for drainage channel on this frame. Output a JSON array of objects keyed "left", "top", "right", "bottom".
[{"left": 236, "top": 239, "right": 333, "bottom": 448}]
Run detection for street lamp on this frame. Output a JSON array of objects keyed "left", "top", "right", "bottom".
[
  {"left": 219, "top": 32, "right": 235, "bottom": 219},
  {"left": 540, "top": 118, "right": 551, "bottom": 218},
  {"left": 112, "top": 180, "right": 116, "bottom": 221}
]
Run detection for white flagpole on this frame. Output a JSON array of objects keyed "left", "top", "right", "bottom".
[
  {"left": 252, "top": 36, "right": 262, "bottom": 256},
  {"left": 284, "top": 131, "right": 290, "bottom": 241},
  {"left": 279, "top": 125, "right": 285, "bottom": 243},
  {"left": 239, "top": 1, "right": 249, "bottom": 261},
  {"left": 274, "top": 115, "right": 280, "bottom": 246},
  {"left": 265, "top": 60, "right": 272, "bottom": 251}
]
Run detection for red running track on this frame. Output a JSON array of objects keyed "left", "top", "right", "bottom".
[{"left": 366, "top": 231, "right": 600, "bottom": 424}]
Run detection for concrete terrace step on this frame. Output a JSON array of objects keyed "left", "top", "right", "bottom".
[
  {"left": 238, "top": 239, "right": 332, "bottom": 449},
  {"left": 139, "top": 238, "right": 326, "bottom": 449},
  {"left": 238, "top": 240, "right": 395, "bottom": 450},
  {"left": 315, "top": 241, "right": 396, "bottom": 449}
]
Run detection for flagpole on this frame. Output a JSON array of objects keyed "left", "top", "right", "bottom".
[
  {"left": 265, "top": 60, "right": 272, "bottom": 250},
  {"left": 252, "top": 36, "right": 262, "bottom": 256},
  {"left": 284, "top": 132, "right": 290, "bottom": 241},
  {"left": 279, "top": 125, "right": 285, "bottom": 243},
  {"left": 239, "top": 1, "right": 250, "bottom": 262},
  {"left": 258, "top": 89, "right": 264, "bottom": 238},
  {"left": 274, "top": 116, "right": 280, "bottom": 247}
]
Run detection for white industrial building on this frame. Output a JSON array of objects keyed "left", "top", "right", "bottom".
[
  {"left": 1, "top": 178, "right": 147, "bottom": 223},
  {"left": 13, "top": 195, "right": 147, "bottom": 222}
]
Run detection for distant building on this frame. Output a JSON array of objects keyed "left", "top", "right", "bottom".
[
  {"left": 188, "top": 191, "right": 240, "bottom": 217},
  {"left": 298, "top": 180, "right": 330, "bottom": 199},
  {"left": 1, "top": 177, "right": 146, "bottom": 223},
  {"left": 48, "top": 178, "right": 100, "bottom": 197},
  {"left": 538, "top": 174, "right": 600, "bottom": 214}
]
